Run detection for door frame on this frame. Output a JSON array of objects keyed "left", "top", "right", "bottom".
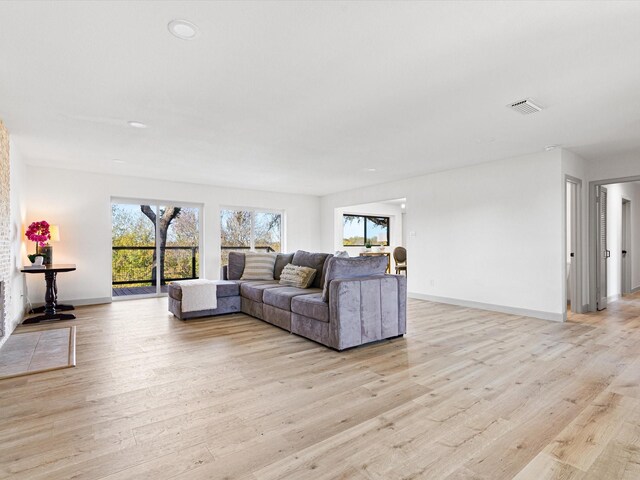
[
  {"left": 621, "top": 198, "right": 631, "bottom": 295},
  {"left": 111, "top": 197, "right": 204, "bottom": 300},
  {"left": 589, "top": 175, "right": 640, "bottom": 311},
  {"left": 564, "top": 175, "right": 583, "bottom": 319}
]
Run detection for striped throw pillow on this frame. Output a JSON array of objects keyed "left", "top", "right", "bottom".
[
  {"left": 240, "top": 252, "right": 277, "bottom": 280},
  {"left": 278, "top": 264, "right": 317, "bottom": 289}
]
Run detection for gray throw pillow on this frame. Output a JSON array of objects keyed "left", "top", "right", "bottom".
[
  {"left": 321, "top": 256, "right": 388, "bottom": 302},
  {"left": 274, "top": 253, "right": 295, "bottom": 280},
  {"left": 292, "top": 250, "right": 332, "bottom": 289},
  {"left": 227, "top": 251, "right": 245, "bottom": 280}
]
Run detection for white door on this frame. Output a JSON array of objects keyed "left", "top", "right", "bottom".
[
  {"left": 622, "top": 199, "right": 631, "bottom": 295},
  {"left": 596, "top": 186, "right": 609, "bottom": 310}
]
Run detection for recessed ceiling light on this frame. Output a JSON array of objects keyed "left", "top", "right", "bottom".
[
  {"left": 364, "top": 168, "right": 377, "bottom": 172},
  {"left": 545, "top": 144, "right": 560, "bottom": 151},
  {"left": 127, "top": 121, "right": 147, "bottom": 129},
  {"left": 168, "top": 19, "right": 199, "bottom": 40},
  {"left": 113, "top": 159, "right": 126, "bottom": 164},
  {"left": 401, "top": 203, "right": 406, "bottom": 209}
]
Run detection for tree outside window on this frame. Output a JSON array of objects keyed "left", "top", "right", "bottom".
[
  {"left": 220, "top": 209, "right": 282, "bottom": 265},
  {"left": 343, "top": 215, "right": 389, "bottom": 246}
]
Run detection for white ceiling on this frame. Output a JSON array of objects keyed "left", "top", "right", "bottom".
[{"left": 1, "top": 1, "right": 639, "bottom": 195}]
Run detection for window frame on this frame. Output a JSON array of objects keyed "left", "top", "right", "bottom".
[
  {"left": 342, "top": 214, "right": 390, "bottom": 247},
  {"left": 111, "top": 197, "right": 204, "bottom": 299},
  {"left": 220, "top": 206, "right": 285, "bottom": 257}
]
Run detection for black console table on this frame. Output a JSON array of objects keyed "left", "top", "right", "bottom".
[{"left": 21, "top": 264, "right": 77, "bottom": 324}]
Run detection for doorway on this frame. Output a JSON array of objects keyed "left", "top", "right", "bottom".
[
  {"left": 111, "top": 199, "right": 202, "bottom": 299},
  {"left": 621, "top": 198, "right": 631, "bottom": 295},
  {"left": 589, "top": 177, "right": 640, "bottom": 311},
  {"left": 334, "top": 198, "right": 406, "bottom": 274},
  {"left": 565, "top": 177, "right": 582, "bottom": 317}
]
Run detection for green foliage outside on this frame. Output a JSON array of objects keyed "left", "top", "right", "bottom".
[{"left": 112, "top": 204, "right": 199, "bottom": 288}]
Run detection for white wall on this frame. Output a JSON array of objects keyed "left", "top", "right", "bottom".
[
  {"left": 321, "top": 150, "right": 565, "bottom": 320},
  {"left": 334, "top": 201, "right": 403, "bottom": 265},
  {"left": 586, "top": 153, "right": 640, "bottom": 183},
  {"left": 604, "top": 182, "right": 640, "bottom": 298},
  {"left": 24, "top": 166, "right": 321, "bottom": 304}
]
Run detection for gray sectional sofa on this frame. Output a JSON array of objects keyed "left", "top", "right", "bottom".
[{"left": 168, "top": 250, "right": 406, "bottom": 350}]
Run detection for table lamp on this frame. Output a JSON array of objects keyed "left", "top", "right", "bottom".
[{"left": 38, "top": 225, "right": 60, "bottom": 265}]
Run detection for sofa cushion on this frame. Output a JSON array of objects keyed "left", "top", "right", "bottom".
[
  {"left": 241, "top": 252, "right": 277, "bottom": 281},
  {"left": 291, "top": 293, "right": 329, "bottom": 323},
  {"left": 322, "top": 256, "right": 388, "bottom": 302},
  {"left": 227, "top": 252, "right": 245, "bottom": 280},
  {"left": 274, "top": 253, "right": 294, "bottom": 280},
  {"left": 169, "top": 280, "right": 239, "bottom": 301},
  {"left": 263, "top": 287, "right": 322, "bottom": 311},
  {"left": 240, "top": 281, "right": 283, "bottom": 303},
  {"left": 292, "top": 251, "right": 332, "bottom": 289},
  {"left": 278, "top": 264, "right": 317, "bottom": 289}
]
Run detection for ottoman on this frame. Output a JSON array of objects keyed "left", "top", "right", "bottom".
[{"left": 168, "top": 280, "right": 241, "bottom": 320}]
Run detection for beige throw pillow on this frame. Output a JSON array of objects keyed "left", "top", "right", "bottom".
[
  {"left": 241, "top": 252, "right": 277, "bottom": 281},
  {"left": 278, "top": 264, "right": 317, "bottom": 289}
]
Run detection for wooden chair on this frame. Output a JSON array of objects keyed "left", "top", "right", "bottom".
[{"left": 393, "top": 246, "right": 407, "bottom": 275}]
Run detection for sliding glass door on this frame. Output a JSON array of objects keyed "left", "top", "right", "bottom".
[{"left": 112, "top": 200, "right": 201, "bottom": 298}]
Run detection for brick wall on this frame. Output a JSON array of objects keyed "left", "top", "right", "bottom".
[{"left": 0, "top": 120, "right": 10, "bottom": 340}]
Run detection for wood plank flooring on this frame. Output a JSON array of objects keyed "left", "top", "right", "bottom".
[{"left": 1, "top": 293, "right": 639, "bottom": 479}]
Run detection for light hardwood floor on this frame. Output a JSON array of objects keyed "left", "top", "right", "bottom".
[{"left": 1, "top": 294, "right": 640, "bottom": 479}]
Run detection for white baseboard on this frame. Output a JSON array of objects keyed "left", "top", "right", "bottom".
[
  {"left": 408, "top": 292, "right": 564, "bottom": 322},
  {"left": 29, "top": 297, "right": 112, "bottom": 308},
  {"left": 632, "top": 286, "right": 640, "bottom": 294}
]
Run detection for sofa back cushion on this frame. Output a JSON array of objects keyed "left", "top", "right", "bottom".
[
  {"left": 278, "top": 264, "right": 317, "bottom": 288},
  {"left": 292, "top": 250, "right": 332, "bottom": 289},
  {"left": 274, "top": 253, "right": 295, "bottom": 280},
  {"left": 241, "top": 252, "right": 277, "bottom": 281},
  {"left": 227, "top": 251, "right": 245, "bottom": 280},
  {"left": 321, "top": 256, "right": 388, "bottom": 302}
]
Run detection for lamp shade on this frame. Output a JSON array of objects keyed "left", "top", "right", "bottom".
[{"left": 49, "top": 225, "right": 60, "bottom": 242}]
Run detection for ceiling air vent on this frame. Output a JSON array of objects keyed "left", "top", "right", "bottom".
[{"left": 508, "top": 99, "right": 542, "bottom": 115}]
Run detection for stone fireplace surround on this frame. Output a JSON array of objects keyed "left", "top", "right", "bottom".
[{"left": 1, "top": 121, "right": 12, "bottom": 342}]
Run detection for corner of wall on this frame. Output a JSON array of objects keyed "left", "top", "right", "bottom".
[{"left": 0, "top": 125, "right": 28, "bottom": 348}]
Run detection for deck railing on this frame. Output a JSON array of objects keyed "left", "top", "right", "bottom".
[
  {"left": 220, "top": 246, "right": 275, "bottom": 252},
  {"left": 112, "top": 245, "right": 277, "bottom": 287},
  {"left": 112, "top": 246, "right": 198, "bottom": 286}
]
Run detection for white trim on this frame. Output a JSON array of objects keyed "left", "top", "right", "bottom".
[
  {"left": 631, "top": 286, "right": 640, "bottom": 294},
  {"left": 30, "top": 297, "right": 113, "bottom": 308},
  {"left": 220, "top": 204, "right": 284, "bottom": 215},
  {"left": 563, "top": 176, "right": 583, "bottom": 320},
  {"left": 408, "top": 292, "right": 564, "bottom": 322},
  {"left": 111, "top": 196, "right": 204, "bottom": 209},
  {"left": 607, "top": 293, "right": 622, "bottom": 303}
]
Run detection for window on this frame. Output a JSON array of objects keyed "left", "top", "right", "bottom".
[
  {"left": 220, "top": 208, "right": 282, "bottom": 266},
  {"left": 343, "top": 215, "right": 390, "bottom": 246}
]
